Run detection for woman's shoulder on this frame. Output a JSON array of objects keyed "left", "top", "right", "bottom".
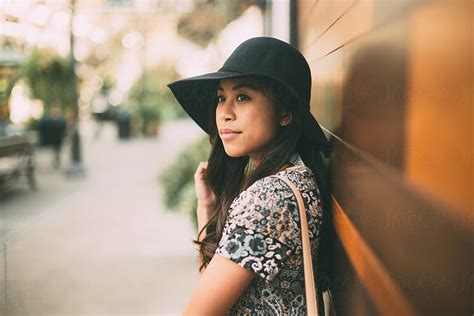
[
  {"left": 234, "top": 165, "right": 317, "bottom": 200},
  {"left": 228, "top": 166, "right": 318, "bottom": 219},
  {"left": 254, "top": 165, "right": 319, "bottom": 194},
  {"left": 229, "top": 175, "right": 294, "bottom": 215},
  {"left": 274, "top": 165, "right": 320, "bottom": 193}
]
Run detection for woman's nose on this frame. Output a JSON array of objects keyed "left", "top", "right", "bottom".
[{"left": 217, "top": 101, "right": 235, "bottom": 122}]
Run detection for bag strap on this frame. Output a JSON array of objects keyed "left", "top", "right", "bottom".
[{"left": 272, "top": 173, "right": 319, "bottom": 316}]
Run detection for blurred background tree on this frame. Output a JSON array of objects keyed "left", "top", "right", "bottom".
[
  {"left": 100, "top": 75, "right": 114, "bottom": 97},
  {"left": 127, "top": 63, "right": 186, "bottom": 136},
  {"left": 22, "top": 49, "right": 75, "bottom": 116},
  {"left": 0, "top": 40, "right": 24, "bottom": 123},
  {"left": 0, "top": 72, "right": 21, "bottom": 123},
  {"left": 159, "top": 136, "right": 211, "bottom": 230},
  {"left": 177, "top": 0, "right": 264, "bottom": 47}
]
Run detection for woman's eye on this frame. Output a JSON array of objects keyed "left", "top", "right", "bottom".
[
  {"left": 216, "top": 94, "right": 249, "bottom": 104},
  {"left": 236, "top": 94, "right": 250, "bottom": 102}
]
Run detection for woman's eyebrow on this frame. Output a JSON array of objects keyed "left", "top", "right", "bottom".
[{"left": 217, "top": 82, "right": 258, "bottom": 91}]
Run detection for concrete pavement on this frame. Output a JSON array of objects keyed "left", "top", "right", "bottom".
[{"left": 1, "top": 118, "right": 206, "bottom": 316}]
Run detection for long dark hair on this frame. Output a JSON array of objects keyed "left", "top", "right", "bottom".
[{"left": 192, "top": 75, "right": 330, "bottom": 274}]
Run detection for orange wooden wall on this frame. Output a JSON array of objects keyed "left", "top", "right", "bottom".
[{"left": 297, "top": 0, "right": 473, "bottom": 315}]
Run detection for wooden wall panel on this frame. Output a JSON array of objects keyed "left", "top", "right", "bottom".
[
  {"left": 297, "top": 0, "right": 318, "bottom": 32},
  {"left": 303, "top": 0, "right": 374, "bottom": 61},
  {"left": 298, "top": 0, "right": 473, "bottom": 315},
  {"left": 330, "top": 137, "right": 472, "bottom": 315},
  {"left": 310, "top": 9, "right": 411, "bottom": 169},
  {"left": 406, "top": 0, "right": 473, "bottom": 218},
  {"left": 299, "top": 0, "right": 357, "bottom": 52}
]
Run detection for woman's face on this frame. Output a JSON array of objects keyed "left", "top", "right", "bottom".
[{"left": 215, "top": 77, "right": 282, "bottom": 165}]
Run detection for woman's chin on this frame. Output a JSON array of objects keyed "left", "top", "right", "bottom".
[{"left": 223, "top": 147, "right": 247, "bottom": 158}]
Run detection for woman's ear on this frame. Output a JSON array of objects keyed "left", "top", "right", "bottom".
[{"left": 280, "top": 112, "right": 292, "bottom": 126}]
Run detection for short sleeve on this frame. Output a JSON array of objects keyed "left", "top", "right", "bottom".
[{"left": 215, "top": 176, "right": 301, "bottom": 282}]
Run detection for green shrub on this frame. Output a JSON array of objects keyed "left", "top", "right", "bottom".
[
  {"left": 127, "top": 64, "right": 186, "bottom": 127},
  {"left": 22, "top": 49, "right": 74, "bottom": 115},
  {"left": 158, "top": 136, "right": 211, "bottom": 230}
]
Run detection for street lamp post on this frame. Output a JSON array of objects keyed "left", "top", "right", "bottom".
[{"left": 66, "top": 0, "right": 85, "bottom": 176}]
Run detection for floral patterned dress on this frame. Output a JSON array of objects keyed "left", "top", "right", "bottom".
[{"left": 215, "top": 153, "right": 324, "bottom": 315}]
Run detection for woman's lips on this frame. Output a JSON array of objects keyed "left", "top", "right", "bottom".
[{"left": 220, "top": 131, "right": 241, "bottom": 140}]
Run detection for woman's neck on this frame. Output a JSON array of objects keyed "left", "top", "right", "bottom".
[{"left": 249, "top": 153, "right": 294, "bottom": 171}]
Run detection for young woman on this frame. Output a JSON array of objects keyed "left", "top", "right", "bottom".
[{"left": 167, "top": 37, "right": 331, "bottom": 315}]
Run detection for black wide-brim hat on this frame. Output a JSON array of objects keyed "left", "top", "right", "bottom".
[{"left": 167, "top": 36, "right": 331, "bottom": 156}]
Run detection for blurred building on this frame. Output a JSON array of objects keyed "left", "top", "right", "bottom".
[{"left": 293, "top": 0, "right": 473, "bottom": 315}]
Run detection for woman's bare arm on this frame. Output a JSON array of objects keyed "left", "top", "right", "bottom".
[
  {"left": 183, "top": 254, "right": 255, "bottom": 315},
  {"left": 196, "top": 202, "right": 210, "bottom": 272},
  {"left": 197, "top": 203, "right": 209, "bottom": 241}
]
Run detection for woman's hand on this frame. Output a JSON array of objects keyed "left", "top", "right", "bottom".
[{"left": 194, "top": 161, "right": 216, "bottom": 210}]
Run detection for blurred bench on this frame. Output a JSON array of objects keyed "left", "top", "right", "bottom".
[{"left": 0, "top": 135, "right": 36, "bottom": 191}]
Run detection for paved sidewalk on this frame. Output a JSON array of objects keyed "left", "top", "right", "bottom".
[{"left": 2, "top": 118, "right": 205, "bottom": 316}]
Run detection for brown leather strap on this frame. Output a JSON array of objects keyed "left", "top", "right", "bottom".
[{"left": 272, "top": 174, "right": 319, "bottom": 316}]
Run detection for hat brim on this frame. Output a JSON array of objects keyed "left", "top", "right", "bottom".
[
  {"left": 167, "top": 71, "right": 331, "bottom": 155},
  {"left": 167, "top": 70, "right": 245, "bottom": 133}
]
